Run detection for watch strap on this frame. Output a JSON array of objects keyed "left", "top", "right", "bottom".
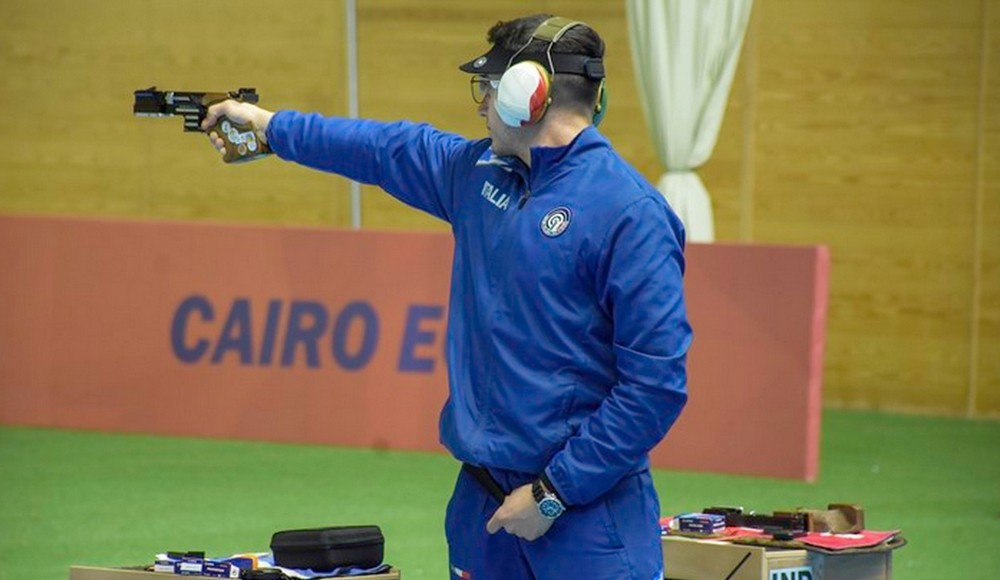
[
  {"left": 539, "top": 472, "right": 567, "bottom": 506},
  {"left": 532, "top": 479, "right": 545, "bottom": 502}
]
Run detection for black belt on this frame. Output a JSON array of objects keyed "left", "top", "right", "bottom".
[{"left": 461, "top": 463, "right": 507, "bottom": 503}]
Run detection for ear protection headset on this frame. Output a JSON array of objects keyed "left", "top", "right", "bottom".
[{"left": 494, "top": 17, "right": 608, "bottom": 128}]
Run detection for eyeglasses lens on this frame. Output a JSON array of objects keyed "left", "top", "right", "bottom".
[{"left": 471, "top": 76, "right": 498, "bottom": 104}]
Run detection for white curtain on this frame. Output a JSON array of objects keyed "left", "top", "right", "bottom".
[{"left": 626, "top": 0, "right": 753, "bottom": 242}]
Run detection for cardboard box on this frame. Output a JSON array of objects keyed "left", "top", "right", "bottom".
[
  {"left": 676, "top": 513, "right": 727, "bottom": 535},
  {"left": 663, "top": 536, "right": 892, "bottom": 580},
  {"left": 69, "top": 566, "right": 402, "bottom": 580}
]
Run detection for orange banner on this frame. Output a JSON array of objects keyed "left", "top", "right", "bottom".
[{"left": 0, "top": 215, "right": 827, "bottom": 480}]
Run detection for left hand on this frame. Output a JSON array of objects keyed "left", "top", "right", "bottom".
[{"left": 486, "top": 483, "right": 555, "bottom": 541}]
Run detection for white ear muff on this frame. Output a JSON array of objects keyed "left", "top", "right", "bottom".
[{"left": 495, "top": 61, "right": 551, "bottom": 127}]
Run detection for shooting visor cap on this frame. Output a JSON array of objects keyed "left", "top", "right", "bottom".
[{"left": 458, "top": 43, "right": 604, "bottom": 80}]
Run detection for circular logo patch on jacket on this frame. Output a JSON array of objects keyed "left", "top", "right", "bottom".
[{"left": 540, "top": 207, "right": 572, "bottom": 237}]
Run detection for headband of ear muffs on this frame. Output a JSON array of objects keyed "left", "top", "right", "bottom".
[{"left": 493, "top": 17, "right": 607, "bottom": 128}]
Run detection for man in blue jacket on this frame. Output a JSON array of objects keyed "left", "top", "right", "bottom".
[{"left": 205, "top": 13, "right": 691, "bottom": 580}]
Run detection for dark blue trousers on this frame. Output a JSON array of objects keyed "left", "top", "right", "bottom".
[{"left": 445, "top": 466, "right": 665, "bottom": 580}]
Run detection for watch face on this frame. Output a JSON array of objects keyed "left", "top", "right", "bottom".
[{"left": 538, "top": 497, "right": 565, "bottom": 519}]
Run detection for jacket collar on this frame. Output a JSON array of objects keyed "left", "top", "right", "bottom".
[{"left": 475, "top": 126, "right": 608, "bottom": 187}]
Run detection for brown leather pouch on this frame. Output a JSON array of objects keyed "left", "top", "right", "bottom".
[{"left": 800, "top": 503, "right": 865, "bottom": 533}]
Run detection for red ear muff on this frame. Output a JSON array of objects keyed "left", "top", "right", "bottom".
[{"left": 495, "top": 61, "right": 551, "bottom": 127}]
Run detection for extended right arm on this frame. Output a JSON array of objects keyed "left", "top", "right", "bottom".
[{"left": 204, "top": 102, "right": 467, "bottom": 222}]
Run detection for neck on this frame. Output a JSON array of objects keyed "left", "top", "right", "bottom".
[{"left": 513, "top": 110, "right": 591, "bottom": 167}]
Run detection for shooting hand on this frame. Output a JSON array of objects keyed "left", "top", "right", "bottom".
[
  {"left": 485, "top": 483, "right": 554, "bottom": 541},
  {"left": 202, "top": 100, "right": 274, "bottom": 155}
]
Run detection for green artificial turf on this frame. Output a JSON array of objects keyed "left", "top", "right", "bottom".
[{"left": 1, "top": 410, "right": 997, "bottom": 579}]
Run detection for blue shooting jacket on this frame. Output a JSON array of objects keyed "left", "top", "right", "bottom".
[{"left": 267, "top": 113, "right": 691, "bottom": 506}]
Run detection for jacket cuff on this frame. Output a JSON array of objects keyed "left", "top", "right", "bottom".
[{"left": 541, "top": 469, "right": 569, "bottom": 506}]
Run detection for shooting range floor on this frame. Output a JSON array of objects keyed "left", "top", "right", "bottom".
[{"left": 1, "top": 409, "right": 998, "bottom": 580}]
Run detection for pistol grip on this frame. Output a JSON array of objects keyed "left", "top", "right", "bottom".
[{"left": 208, "top": 116, "right": 271, "bottom": 164}]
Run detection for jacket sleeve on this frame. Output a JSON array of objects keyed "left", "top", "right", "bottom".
[
  {"left": 266, "top": 111, "right": 470, "bottom": 223},
  {"left": 545, "top": 195, "right": 692, "bottom": 506}
]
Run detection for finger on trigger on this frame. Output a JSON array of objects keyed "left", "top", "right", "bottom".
[{"left": 203, "top": 104, "right": 221, "bottom": 129}]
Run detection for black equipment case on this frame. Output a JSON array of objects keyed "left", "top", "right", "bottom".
[{"left": 270, "top": 525, "right": 384, "bottom": 571}]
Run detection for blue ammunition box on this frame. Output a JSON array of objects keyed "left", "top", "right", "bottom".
[{"left": 677, "top": 512, "right": 726, "bottom": 534}]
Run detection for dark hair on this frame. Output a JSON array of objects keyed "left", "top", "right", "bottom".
[{"left": 487, "top": 14, "right": 605, "bottom": 117}]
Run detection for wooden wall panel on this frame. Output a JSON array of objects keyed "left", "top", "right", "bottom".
[
  {"left": 0, "top": 0, "right": 351, "bottom": 226},
  {"left": 0, "top": 0, "right": 995, "bottom": 417},
  {"left": 753, "top": 0, "right": 983, "bottom": 413},
  {"left": 977, "top": 0, "right": 1000, "bottom": 416}
]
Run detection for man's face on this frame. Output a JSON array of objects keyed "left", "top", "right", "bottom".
[{"left": 473, "top": 74, "right": 518, "bottom": 157}]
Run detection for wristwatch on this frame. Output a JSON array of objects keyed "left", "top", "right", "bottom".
[{"left": 532, "top": 477, "right": 566, "bottom": 520}]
